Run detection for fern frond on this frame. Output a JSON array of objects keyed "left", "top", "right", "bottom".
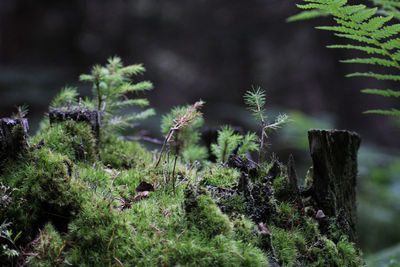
[
  {"left": 334, "top": 33, "right": 378, "bottom": 45},
  {"left": 340, "top": 57, "right": 398, "bottom": 68},
  {"left": 364, "top": 108, "right": 400, "bottom": 116},
  {"left": 347, "top": 72, "right": 400, "bottom": 81},
  {"left": 381, "top": 38, "right": 400, "bottom": 50},
  {"left": 326, "top": 44, "right": 386, "bottom": 55},
  {"left": 362, "top": 14, "right": 393, "bottom": 32},
  {"left": 286, "top": 10, "right": 328, "bottom": 22},
  {"left": 372, "top": 23, "right": 400, "bottom": 39},
  {"left": 361, "top": 88, "right": 400, "bottom": 97},
  {"left": 350, "top": 7, "right": 377, "bottom": 23}
]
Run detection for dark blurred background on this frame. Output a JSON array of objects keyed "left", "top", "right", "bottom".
[{"left": 1, "top": 0, "right": 400, "bottom": 264}]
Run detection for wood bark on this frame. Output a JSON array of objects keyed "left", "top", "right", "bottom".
[
  {"left": 0, "top": 118, "right": 29, "bottom": 167},
  {"left": 49, "top": 108, "right": 102, "bottom": 142},
  {"left": 308, "top": 129, "right": 360, "bottom": 242}
]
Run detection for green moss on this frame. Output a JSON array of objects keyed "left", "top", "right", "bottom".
[
  {"left": 27, "top": 223, "right": 66, "bottom": 266},
  {"left": 201, "top": 166, "right": 240, "bottom": 188},
  {"left": 275, "top": 202, "right": 300, "bottom": 229},
  {"left": 270, "top": 226, "right": 299, "bottom": 266},
  {"left": 1, "top": 147, "right": 83, "bottom": 241},
  {"left": 184, "top": 187, "right": 233, "bottom": 238},
  {"left": 336, "top": 236, "right": 364, "bottom": 266},
  {"left": 1, "top": 115, "right": 363, "bottom": 266},
  {"left": 32, "top": 121, "right": 96, "bottom": 162},
  {"left": 232, "top": 215, "right": 260, "bottom": 246},
  {"left": 99, "top": 135, "right": 147, "bottom": 169},
  {"left": 272, "top": 173, "right": 291, "bottom": 202}
]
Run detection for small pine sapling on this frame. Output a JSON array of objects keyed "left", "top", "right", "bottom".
[
  {"left": 79, "top": 56, "right": 155, "bottom": 133},
  {"left": 211, "top": 126, "right": 243, "bottom": 163},
  {"left": 11, "top": 104, "right": 29, "bottom": 119},
  {"left": 244, "top": 88, "right": 288, "bottom": 163},
  {"left": 237, "top": 132, "right": 259, "bottom": 158},
  {"left": 211, "top": 126, "right": 258, "bottom": 163},
  {"left": 156, "top": 100, "right": 205, "bottom": 194},
  {"left": 50, "top": 87, "right": 79, "bottom": 109}
]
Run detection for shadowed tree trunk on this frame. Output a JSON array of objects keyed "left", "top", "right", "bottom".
[
  {"left": 308, "top": 129, "right": 361, "bottom": 243},
  {"left": 0, "top": 118, "right": 29, "bottom": 169}
]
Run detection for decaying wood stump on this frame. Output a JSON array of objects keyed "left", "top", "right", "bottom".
[
  {"left": 308, "top": 129, "right": 361, "bottom": 242},
  {"left": 49, "top": 108, "right": 102, "bottom": 142},
  {"left": 0, "top": 118, "right": 29, "bottom": 167}
]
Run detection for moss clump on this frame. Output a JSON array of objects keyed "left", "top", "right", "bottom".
[
  {"left": 232, "top": 215, "right": 260, "bottom": 246},
  {"left": 201, "top": 165, "right": 240, "bottom": 188},
  {"left": 27, "top": 223, "right": 66, "bottom": 266},
  {"left": 272, "top": 173, "right": 291, "bottom": 201},
  {"left": 1, "top": 147, "right": 83, "bottom": 242},
  {"left": 32, "top": 121, "right": 96, "bottom": 162},
  {"left": 100, "top": 135, "right": 147, "bottom": 169},
  {"left": 184, "top": 186, "right": 232, "bottom": 237}
]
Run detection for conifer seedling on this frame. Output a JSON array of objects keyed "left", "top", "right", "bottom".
[
  {"left": 156, "top": 100, "right": 205, "bottom": 194},
  {"left": 244, "top": 87, "right": 288, "bottom": 163}
]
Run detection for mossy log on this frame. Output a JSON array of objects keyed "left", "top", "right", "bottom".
[
  {"left": 308, "top": 129, "right": 361, "bottom": 243},
  {"left": 49, "top": 108, "right": 102, "bottom": 142},
  {"left": 0, "top": 118, "right": 29, "bottom": 166}
]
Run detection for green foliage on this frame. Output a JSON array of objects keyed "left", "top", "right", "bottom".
[
  {"left": 50, "top": 87, "right": 79, "bottom": 108},
  {"left": 11, "top": 104, "right": 29, "bottom": 119},
  {"left": 290, "top": 0, "right": 400, "bottom": 116},
  {"left": 211, "top": 126, "right": 243, "bottom": 163},
  {"left": 32, "top": 121, "right": 96, "bottom": 162},
  {"left": 244, "top": 87, "right": 288, "bottom": 162},
  {"left": 79, "top": 56, "right": 155, "bottom": 132},
  {"left": 0, "top": 220, "right": 21, "bottom": 263},
  {"left": 50, "top": 57, "right": 155, "bottom": 134},
  {"left": 238, "top": 132, "right": 259, "bottom": 158},
  {"left": 100, "top": 135, "right": 146, "bottom": 169},
  {"left": 184, "top": 187, "right": 232, "bottom": 238},
  {"left": 27, "top": 223, "right": 65, "bottom": 266},
  {"left": 0, "top": 57, "right": 362, "bottom": 266},
  {"left": 160, "top": 103, "right": 207, "bottom": 162}
]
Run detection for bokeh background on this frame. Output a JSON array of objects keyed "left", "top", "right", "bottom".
[{"left": 1, "top": 1, "right": 400, "bottom": 265}]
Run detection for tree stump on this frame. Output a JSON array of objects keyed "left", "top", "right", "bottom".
[
  {"left": 0, "top": 118, "right": 29, "bottom": 167},
  {"left": 308, "top": 129, "right": 361, "bottom": 242},
  {"left": 49, "top": 108, "right": 102, "bottom": 142}
]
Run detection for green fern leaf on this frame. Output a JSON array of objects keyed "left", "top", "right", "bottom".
[
  {"left": 334, "top": 33, "right": 378, "bottom": 45},
  {"left": 349, "top": 7, "right": 376, "bottom": 23},
  {"left": 286, "top": 10, "right": 328, "bottom": 22},
  {"left": 372, "top": 23, "right": 400, "bottom": 39},
  {"left": 340, "top": 57, "right": 397, "bottom": 68},
  {"left": 381, "top": 38, "right": 400, "bottom": 50},
  {"left": 364, "top": 108, "right": 400, "bottom": 116},
  {"left": 361, "top": 14, "right": 393, "bottom": 32},
  {"left": 361, "top": 88, "right": 400, "bottom": 97},
  {"left": 347, "top": 72, "right": 400, "bottom": 81},
  {"left": 327, "top": 44, "right": 386, "bottom": 55}
]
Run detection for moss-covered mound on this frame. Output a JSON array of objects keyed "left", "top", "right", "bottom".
[{"left": 0, "top": 117, "right": 363, "bottom": 266}]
